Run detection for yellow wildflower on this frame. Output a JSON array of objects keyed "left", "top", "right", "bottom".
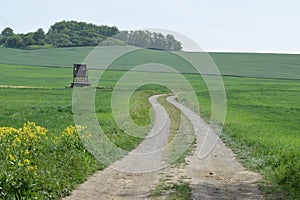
[
  {"left": 36, "top": 125, "right": 47, "bottom": 135},
  {"left": 63, "top": 126, "right": 76, "bottom": 136},
  {"left": 24, "top": 150, "right": 30, "bottom": 155},
  {"left": 26, "top": 166, "right": 35, "bottom": 172},
  {"left": 9, "top": 154, "right": 16, "bottom": 162},
  {"left": 18, "top": 162, "right": 24, "bottom": 167},
  {"left": 23, "top": 159, "right": 31, "bottom": 165},
  {"left": 14, "top": 137, "right": 21, "bottom": 143},
  {"left": 28, "top": 132, "right": 36, "bottom": 139}
]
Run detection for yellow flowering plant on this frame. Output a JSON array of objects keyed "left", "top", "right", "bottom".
[{"left": 0, "top": 122, "right": 94, "bottom": 199}]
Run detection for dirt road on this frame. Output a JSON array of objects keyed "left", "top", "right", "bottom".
[{"left": 64, "top": 95, "right": 264, "bottom": 200}]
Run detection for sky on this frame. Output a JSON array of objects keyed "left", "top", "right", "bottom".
[{"left": 1, "top": 0, "right": 300, "bottom": 53}]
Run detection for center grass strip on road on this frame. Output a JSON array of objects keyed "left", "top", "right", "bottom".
[{"left": 157, "top": 95, "right": 196, "bottom": 165}]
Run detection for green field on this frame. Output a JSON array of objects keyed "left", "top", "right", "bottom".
[
  {"left": 1, "top": 46, "right": 300, "bottom": 79},
  {"left": 220, "top": 77, "right": 299, "bottom": 198},
  {"left": 0, "top": 47, "right": 299, "bottom": 199}
]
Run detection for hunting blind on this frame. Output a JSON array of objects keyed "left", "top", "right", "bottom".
[{"left": 71, "top": 64, "right": 91, "bottom": 87}]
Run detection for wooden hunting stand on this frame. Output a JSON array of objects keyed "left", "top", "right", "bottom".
[{"left": 71, "top": 64, "right": 91, "bottom": 87}]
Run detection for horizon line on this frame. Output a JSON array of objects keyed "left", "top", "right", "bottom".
[{"left": 203, "top": 50, "right": 300, "bottom": 55}]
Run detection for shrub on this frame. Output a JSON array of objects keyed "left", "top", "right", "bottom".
[{"left": 0, "top": 122, "right": 103, "bottom": 199}]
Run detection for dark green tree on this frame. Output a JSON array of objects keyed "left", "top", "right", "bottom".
[
  {"left": 112, "top": 30, "right": 182, "bottom": 50},
  {"left": 4, "top": 35, "right": 23, "bottom": 48},
  {"left": 21, "top": 33, "right": 35, "bottom": 46},
  {"left": 1, "top": 27, "right": 14, "bottom": 37},
  {"left": 0, "top": 27, "right": 14, "bottom": 45},
  {"left": 33, "top": 28, "right": 46, "bottom": 45},
  {"left": 46, "top": 20, "right": 119, "bottom": 47}
]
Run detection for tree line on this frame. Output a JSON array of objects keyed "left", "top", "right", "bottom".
[
  {"left": 113, "top": 30, "right": 182, "bottom": 51},
  {"left": 0, "top": 21, "right": 182, "bottom": 51}
]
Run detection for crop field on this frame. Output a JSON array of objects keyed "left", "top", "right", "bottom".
[
  {"left": 218, "top": 77, "right": 299, "bottom": 199},
  {"left": 1, "top": 46, "right": 300, "bottom": 79},
  {"left": 0, "top": 47, "right": 299, "bottom": 199}
]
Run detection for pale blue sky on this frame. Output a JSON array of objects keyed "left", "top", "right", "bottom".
[{"left": 1, "top": 0, "right": 299, "bottom": 53}]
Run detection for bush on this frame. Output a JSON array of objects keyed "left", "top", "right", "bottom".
[{"left": 0, "top": 122, "right": 103, "bottom": 199}]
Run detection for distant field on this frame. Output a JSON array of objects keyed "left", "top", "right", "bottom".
[
  {"left": 1, "top": 46, "right": 299, "bottom": 79},
  {"left": 0, "top": 47, "right": 92, "bottom": 67},
  {"left": 0, "top": 46, "right": 299, "bottom": 199},
  {"left": 210, "top": 52, "right": 300, "bottom": 79}
]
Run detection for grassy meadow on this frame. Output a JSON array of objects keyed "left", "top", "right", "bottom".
[
  {"left": 215, "top": 77, "right": 299, "bottom": 199},
  {"left": 0, "top": 46, "right": 299, "bottom": 199}
]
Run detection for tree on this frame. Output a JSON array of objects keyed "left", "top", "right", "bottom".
[
  {"left": 46, "top": 21, "right": 120, "bottom": 47},
  {"left": 166, "top": 34, "right": 182, "bottom": 51},
  {"left": 21, "top": 33, "right": 35, "bottom": 46},
  {"left": 112, "top": 30, "right": 182, "bottom": 50},
  {"left": 1, "top": 27, "right": 14, "bottom": 37},
  {"left": 0, "top": 27, "right": 14, "bottom": 45},
  {"left": 33, "top": 28, "right": 46, "bottom": 45},
  {"left": 4, "top": 35, "right": 23, "bottom": 48}
]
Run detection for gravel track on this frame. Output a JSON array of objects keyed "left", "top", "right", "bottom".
[{"left": 64, "top": 95, "right": 264, "bottom": 200}]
